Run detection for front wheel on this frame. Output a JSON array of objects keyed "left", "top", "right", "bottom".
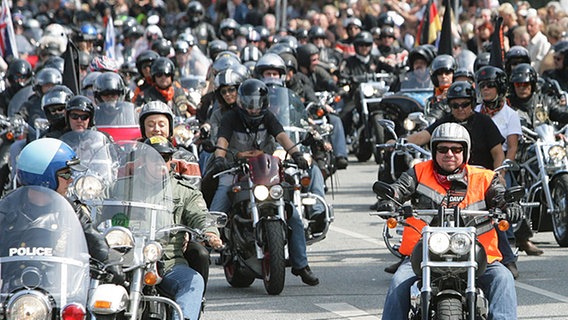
[
  {"left": 262, "top": 221, "right": 286, "bottom": 295},
  {"left": 436, "top": 296, "right": 463, "bottom": 320},
  {"left": 550, "top": 174, "right": 568, "bottom": 246},
  {"left": 355, "top": 127, "right": 372, "bottom": 162}
]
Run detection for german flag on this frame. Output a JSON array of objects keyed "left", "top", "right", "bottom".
[{"left": 417, "top": 0, "right": 442, "bottom": 46}]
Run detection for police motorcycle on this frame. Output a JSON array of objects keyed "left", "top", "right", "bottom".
[
  {"left": 0, "top": 186, "right": 91, "bottom": 320},
  {"left": 371, "top": 179, "right": 522, "bottom": 320},
  {"left": 268, "top": 86, "right": 334, "bottom": 245},
  {"left": 95, "top": 102, "right": 142, "bottom": 141},
  {"left": 72, "top": 141, "right": 223, "bottom": 319}
]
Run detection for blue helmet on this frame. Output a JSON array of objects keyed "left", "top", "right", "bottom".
[{"left": 17, "top": 138, "right": 83, "bottom": 190}]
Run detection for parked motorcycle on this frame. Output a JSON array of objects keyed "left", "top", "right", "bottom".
[
  {"left": 371, "top": 181, "right": 520, "bottom": 320},
  {"left": 0, "top": 186, "right": 90, "bottom": 320}
]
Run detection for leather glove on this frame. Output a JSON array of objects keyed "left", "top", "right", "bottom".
[
  {"left": 376, "top": 200, "right": 397, "bottom": 213},
  {"left": 106, "top": 264, "right": 126, "bottom": 285},
  {"left": 505, "top": 203, "right": 524, "bottom": 223},
  {"left": 292, "top": 152, "right": 309, "bottom": 170},
  {"left": 211, "top": 156, "right": 230, "bottom": 174}
]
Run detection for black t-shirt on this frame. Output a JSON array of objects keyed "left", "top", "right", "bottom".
[{"left": 426, "top": 112, "right": 504, "bottom": 169}]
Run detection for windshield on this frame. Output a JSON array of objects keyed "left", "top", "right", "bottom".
[
  {"left": 95, "top": 101, "right": 141, "bottom": 141},
  {"left": 267, "top": 85, "right": 309, "bottom": 145},
  {"left": 0, "top": 186, "right": 90, "bottom": 308}
]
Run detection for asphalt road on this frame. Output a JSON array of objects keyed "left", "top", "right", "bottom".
[{"left": 202, "top": 158, "right": 568, "bottom": 320}]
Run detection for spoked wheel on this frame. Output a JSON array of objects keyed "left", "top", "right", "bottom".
[
  {"left": 261, "top": 222, "right": 286, "bottom": 295},
  {"left": 550, "top": 174, "right": 568, "bottom": 247}
]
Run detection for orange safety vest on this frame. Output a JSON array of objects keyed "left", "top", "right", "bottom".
[{"left": 398, "top": 161, "right": 502, "bottom": 264}]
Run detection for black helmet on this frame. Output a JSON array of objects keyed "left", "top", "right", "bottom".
[
  {"left": 41, "top": 85, "right": 74, "bottom": 124},
  {"left": 266, "top": 43, "right": 295, "bottom": 55},
  {"left": 139, "top": 101, "right": 174, "bottom": 139},
  {"left": 211, "top": 55, "right": 240, "bottom": 75},
  {"left": 446, "top": 80, "right": 476, "bottom": 106},
  {"left": 220, "top": 18, "right": 239, "bottom": 35},
  {"left": 151, "top": 38, "right": 173, "bottom": 57},
  {"left": 473, "top": 52, "right": 491, "bottom": 72},
  {"left": 93, "top": 72, "right": 126, "bottom": 103},
  {"left": 187, "top": 1, "right": 204, "bottom": 27},
  {"left": 353, "top": 31, "right": 373, "bottom": 46},
  {"left": 296, "top": 43, "right": 319, "bottom": 69},
  {"left": 241, "top": 45, "right": 263, "bottom": 63},
  {"left": 279, "top": 52, "right": 298, "bottom": 72},
  {"left": 505, "top": 46, "right": 531, "bottom": 74},
  {"left": 254, "top": 53, "right": 286, "bottom": 79},
  {"left": 174, "top": 40, "right": 191, "bottom": 54},
  {"left": 379, "top": 26, "right": 395, "bottom": 39},
  {"left": 475, "top": 66, "right": 508, "bottom": 96},
  {"left": 408, "top": 45, "right": 437, "bottom": 70},
  {"left": 66, "top": 95, "right": 95, "bottom": 127},
  {"left": 554, "top": 40, "right": 568, "bottom": 69},
  {"left": 7, "top": 58, "right": 33, "bottom": 89},
  {"left": 453, "top": 68, "right": 475, "bottom": 83},
  {"left": 254, "top": 26, "right": 270, "bottom": 42},
  {"left": 308, "top": 26, "right": 326, "bottom": 41},
  {"left": 215, "top": 68, "right": 246, "bottom": 89},
  {"left": 81, "top": 71, "right": 101, "bottom": 91},
  {"left": 136, "top": 50, "right": 160, "bottom": 74},
  {"left": 510, "top": 63, "right": 537, "bottom": 94},
  {"left": 277, "top": 36, "right": 298, "bottom": 49},
  {"left": 208, "top": 40, "right": 228, "bottom": 60},
  {"left": 237, "top": 79, "right": 269, "bottom": 129},
  {"left": 144, "top": 136, "right": 175, "bottom": 155},
  {"left": 150, "top": 57, "right": 175, "bottom": 81},
  {"left": 430, "top": 54, "right": 457, "bottom": 87},
  {"left": 295, "top": 28, "right": 308, "bottom": 40},
  {"left": 33, "top": 67, "right": 62, "bottom": 94},
  {"left": 377, "top": 12, "right": 395, "bottom": 27}
]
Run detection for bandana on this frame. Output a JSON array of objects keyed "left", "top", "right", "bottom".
[
  {"left": 156, "top": 86, "right": 174, "bottom": 102},
  {"left": 481, "top": 100, "right": 504, "bottom": 117}
]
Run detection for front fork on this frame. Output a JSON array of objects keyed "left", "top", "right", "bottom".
[{"left": 250, "top": 185, "right": 287, "bottom": 260}]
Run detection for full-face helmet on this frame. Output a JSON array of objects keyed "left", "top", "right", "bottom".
[
  {"left": 237, "top": 79, "right": 269, "bottom": 129},
  {"left": 430, "top": 54, "right": 457, "bottom": 87}
]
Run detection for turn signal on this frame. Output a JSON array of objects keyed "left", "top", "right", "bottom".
[
  {"left": 93, "top": 301, "right": 112, "bottom": 309},
  {"left": 387, "top": 217, "right": 398, "bottom": 229},
  {"left": 334, "top": 95, "right": 342, "bottom": 103},
  {"left": 232, "top": 185, "right": 242, "bottom": 193},
  {"left": 316, "top": 108, "right": 325, "bottom": 118},
  {"left": 5, "top": 131, "right": 14, "bottom": 141},
  {"left": 300, "top": 176, "right": 311, "bottom": 187},
  {"left": 144, "top": 271, "right": 160, "bottom": 286},
  {"left": 498, "top": 220, "right": 510, "bottom": 231}
]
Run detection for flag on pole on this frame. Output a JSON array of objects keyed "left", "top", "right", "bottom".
[
  {"left": 417, "top": 0, "right": 442, "bottom": 46},
  {"left": 62, "top": 40, "right": 80, "bottom": 95},
  {"left": 437, "top": 0, "right": 453, "bottom": 55},
  {"left": 104, "top": 15, "right": 116, "bottom": 60},
  {"left": 489, "top": 16, "right": 505, "bottom": 70},
  {"left": 0, "top": 0, "right": 19, "bottom": 60}
]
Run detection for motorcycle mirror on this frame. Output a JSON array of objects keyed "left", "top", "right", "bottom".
[
  {"left": 201, "top": 140, "right": 217, "bottom": 153},
  {"left": 373, "top": 180, "right": 395, "bottom": 199},
  {"left": 208, "top": 211, "right": 228, "bottom": 228},
  {"left": 377, "top": 119, "right": 395, "bottom": 132},
  {"left": 495, "top": 159, "right": 520, "bottom": 172},
  {"left": 504, "top": 186, "right": 525, "bottom": 203}
]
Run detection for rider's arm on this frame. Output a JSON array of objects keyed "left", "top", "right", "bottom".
[
  {"left": 490, "top": 144, "right": 505, "bottom": 170},
  {"left": 405, "top": 129, "right": 431, "bottom": 146},
  {"left": 390, "top": 167, "right": 419, "bottom": 203},
  {"left": 275, "top": 132, "right": 300, "bottom": 154},
  {"left": 214, "top": 137, "right": 229, "bottom": 158},
  {"left": 505, "top": 134, "right": 519, "bottom": 162}
]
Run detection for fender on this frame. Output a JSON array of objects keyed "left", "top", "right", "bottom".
[
  {"left": 255, "top": 216, "right": 287, "bottom": 249},
  {"left": 549, "top": 170, "right": 568, "bottom": 185}
]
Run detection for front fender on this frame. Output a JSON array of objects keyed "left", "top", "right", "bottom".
[{"left": 256, "top": 217, "right": 287, "bottom": 249}]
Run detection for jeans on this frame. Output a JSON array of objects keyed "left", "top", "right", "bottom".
[
  {"left": 309, "top": 165, "right": 326, "bottom": 215},
  {"left": 210, "top": 173, "right": 309, "bottom": 270},
  {"left": 328, "top": 114, "right": 348, "bottom": 158},
  {"left": 382, "top": 258, "right": 517, "bottom": 320},
  {"left": 159, "top": 264, "right": 205, "bottom": 320}
]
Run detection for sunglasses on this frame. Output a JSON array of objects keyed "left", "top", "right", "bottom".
[
  {"left": 69, "top": 113, "right": 90, "bottom": 121},
  {"left": 155, "top": 72, "right": 173, "bottom": 78},
  {"left": 449, "top": 101, "right": 471, "bottom": 109},
  {"left": 436, "top": 146, "right": 464, "bottom": 154},
  {"left": 48, "top": 105, "right": 66, "bottom": 114},
  {"left": 356, "top": 43, "right": 372, "bottom": 47},
  {"left": 514, "top": 82, "right": 531, "bottom": 88},
  {"left": 479, "top": 81, "right": 497, "bottom": 89},
  {"left": 57, "top": 170, "right": 73, "bottom": 180},
  {"left": 220, "top": 86, "right": 237, "bottom": 95}
]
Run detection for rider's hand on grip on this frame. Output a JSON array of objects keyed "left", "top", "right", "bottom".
[
  {"left": 212, "top": 156, "right": 230, "bottom": 174},
  {"left": 505, "top": 203, "right": 523, "bottom": 223},
  {"left": 375, "top": 200, "right": 396, "bottom": 213},
  {"left": 292, "top": 152, "right": 309, "bottom": 170},
  {"left": 107, "top": 264, "right": 126, "bottom": 285}
]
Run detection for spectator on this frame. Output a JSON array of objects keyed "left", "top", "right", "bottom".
[
  {"left": 526, "top": 15, "right": 551, "bottom": 72},
  {"left": 513, "top": 26, "right": 530, "bottom": 48},
  {"left": 499, "top": 3, "right": 519, "bottom": 51}
]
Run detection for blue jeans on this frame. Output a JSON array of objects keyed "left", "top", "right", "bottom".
[
  {"left": 159, "top": 264, "right": 205, "bottom": 320},
  {"left": 210, "top": 174, "right": 309, "bottom": 270},
  {"left": 328, "top": 114, "right": 348, "bottom": 158},
  {"left": 382, "top": 258, "right": 517, "bottom": 320},
  {"left": 309, "top": 165, "right": 326, "bottom": 215}
]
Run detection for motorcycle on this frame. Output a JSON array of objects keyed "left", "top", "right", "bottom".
[
  {"left": 306, "top": 93, "right": 339, "bottom": 182},
  {"left": 95, "top": 101, "right": 141, "bottom": 141},
  {"left": 171, "top": 116, "right": 202, "bottom": 188},
  {"left": 371, "top": 180, "right": 521, "bottom": 320},
  {"left": 0, "top": 186, "right": 90, "bottom": 320}
]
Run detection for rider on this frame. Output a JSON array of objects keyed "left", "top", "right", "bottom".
[
  {"left": 131, "top": 50, "right": 160, "bottom": 103},
  {"left": 185, "top": 1, "right": 217, "bottom": 53},
  {"left": 427, "top": 54, "right": 456, "bottom": 120},
  {"left": 17, "top": 67, "right": 62, "bottom": 126},
  {"left": 542, "top": 40, "right": 568, "bottom": 91},
  {"left": 65, "top": 95, "right": 96, "bottom": 133},
  {"left": 209, "top": 79, "right": 320, "bottom": 286},
  {"left": 378, "top": 122, "right": 520, "bottom": 320},
  {"left": 15, "top": 138, "right": 124, "bottom": 284},
  {"left": 0, "top": 58, "right": 33, "bottom": 116}
]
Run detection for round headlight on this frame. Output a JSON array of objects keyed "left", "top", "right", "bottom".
[
  {"left": 450, "top": 232, "right": 472, "bottom": 255},
  {"left": 253, "top": 185, "right": 270, "bottom": 201},
  {"left": 7, "top": 291, "right": 51, "bottom": 320},
  {"left": 73, "top": 174, "right": 105, "bottom": 200},
  {"left": 143, "top": 241, "right": 163, "bottom": 263},
  {"left": 361, "top": 83, "right": 374, "bottom": 98},
  {"left": 104, "top": 227, "right": 134, "bottom": 250},
  {"left": 403, "top": 118, "right": 416, "bottom": 131},
  {"left": 548, "top": 145, "right": 566, "bottom": 161},
  {"left": 269, "top": 185, "right": 284, "bottom": 199},
  {"left": 428, "top": 232, "right": 450, "bottom": 255}
]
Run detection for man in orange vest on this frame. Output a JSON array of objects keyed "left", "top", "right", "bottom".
[{"left": 378, "top": 123, "right": 521, "bottom": 320}]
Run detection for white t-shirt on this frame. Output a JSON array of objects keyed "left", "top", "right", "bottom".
[{"left": 475, "top": 103, "right": 522, "bottom": 152}]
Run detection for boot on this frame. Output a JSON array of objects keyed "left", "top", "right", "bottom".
[
  {"left": 517, "top": 239, "right": 544, "bottom": 256},
  {"left": 505, "top": 262, "right": 519, "bottom": 279},
  {"left": 384, "top": 259, "right": 403, "bottom": 274},
  {"left": 292, "top": 266, "right": 319, "bottom": 286}
]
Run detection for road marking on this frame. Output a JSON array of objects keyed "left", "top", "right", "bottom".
[
  {"left": 515, "top": 282, "right": 568, "bottom": 303},
  {"left": 330, "top": 225, "right": 383, "bottom": 246},
  {"left": 316, "top": 303, "right": 380, "bottom": 320}
]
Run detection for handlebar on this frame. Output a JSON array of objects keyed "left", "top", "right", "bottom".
[{"left": 376, "top": 141, "right": 431, "bottom": 157}]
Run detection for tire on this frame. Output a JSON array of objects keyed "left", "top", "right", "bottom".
[
  {"left": 223, "top": 251, "right": 255, "bottom": 288},
  {"left": 372, "top": 114, "right": 385, "bottom": 164},
  {"left": 436, "top": 296, "right": 463, "bottom": 320},
  {"left": 262, "top": 221, "right": 286, "bottom": 295},
  {"left": 550, "top": 174, "right": 568, "bottom": 247},
  {"left": 356, "top": 127, "right": 372, "bottom": 162}
]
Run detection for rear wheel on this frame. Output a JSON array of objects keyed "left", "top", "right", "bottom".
[
  {"left": 550, "top": 174, "right": 568, "bottom": 246},
  {"left": 262, "top": 221, "right": 286, "bottom": 295},
  {"left": 223, "top": 251, "right": 255, "bottom": 288},
  {"left": 436, "top": 296, "right": 463, "bottom": 320},
  {"left": 355, "top": 127, "right": 372, "bottom": 162}
]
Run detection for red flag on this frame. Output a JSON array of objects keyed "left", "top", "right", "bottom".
[{"left": 417, "top": 0, "right": 442, "bottom": 46}]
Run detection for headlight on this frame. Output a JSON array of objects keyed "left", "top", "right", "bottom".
[
  {"left": 361, "top": 83, "right": 374, "bottom": 97},
  {"left": 269, "top": 185, "right": 284, "bottom": 199},
  {"left": 534, "top": 106, "right": 548, "bottom": 123},
  {"left": 273, "top": 149, "right": 288, "bottom": 161},
  {"left": 428, "top": 232, "right": 450, "bottom": 255},
  {"left": 6, "top": 290, "right": 52, "bottom": 320},
  {"left": 253, "top": 185, "right": 270, "bottom": 201},
  {"left": 403, "top": 118, "right": 416, "bottom": 131},
  {"left": 450, "top": 233, "right": 472, "bottom": 255},
  {"left": 104, "top": 227, "right": 134, "bottom": 251},
  {"left": 143, "top": 241, "right": 163, "bottom": 263},
  {"left": 548, "top": 145, "right": 567, "bottom": 162},
  {"left": 73, "top": 174, "right": 105, "bottom": 200}
]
